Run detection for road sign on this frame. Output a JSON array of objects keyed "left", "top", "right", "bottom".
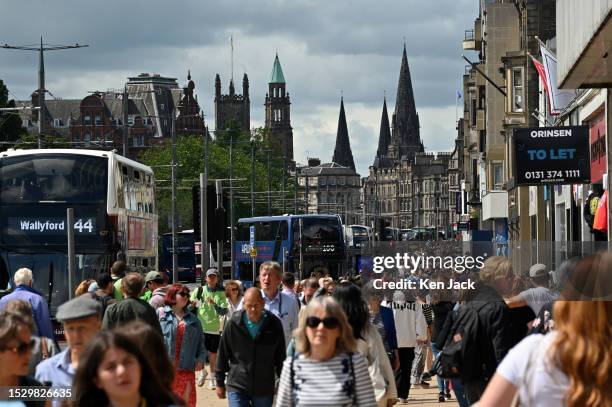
[
  {"left": 250, "top": 247, "right": 257, "bottom": 258},
  {"left": 249, "top": 226, "right": 255, "bottom": 246}
]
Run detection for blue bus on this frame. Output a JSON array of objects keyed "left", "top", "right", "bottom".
[
  {"left": 160, "top": 230, "right": 196, "bottom": 282},
  {"left": 234, "top": 214, "right": 345, "bottom": 283}
]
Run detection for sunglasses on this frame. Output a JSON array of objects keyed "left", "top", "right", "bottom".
[
  {"left": 305, "top": 316, "right": 340, "bottom": 329},
  {"left": 1, "top": 339, "right": 35, "bottom": 355},
  {"left": 230, "top": 288, "right": 239, "bottom": 292}
]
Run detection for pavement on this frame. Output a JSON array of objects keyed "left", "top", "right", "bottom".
[{"left": 195, "top": 375, "right": 460, "bottom": 406}]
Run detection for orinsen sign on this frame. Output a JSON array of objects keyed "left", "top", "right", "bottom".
[{"left": 514, "top": 126, "right": 591, "bottom": 185}]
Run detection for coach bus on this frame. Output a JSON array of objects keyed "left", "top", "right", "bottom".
[
  {"left": 0, "top": 149, "right": 158, "bottom": 316},
  {"left": 234, "top": 214, "right": 345, "bottom": 284}
]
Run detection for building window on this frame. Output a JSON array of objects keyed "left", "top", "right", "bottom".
[
  {"left": 493, "top": 163, "right": 503, "bottom": 189},
  {"left": 84, "top": 134, "right": 91, "bottom": 145},
  {"left": 84, "top": 115, "right": 91, "bottom": 124},
  {"left": 512, "top": 67, "right": 524, "bottom": 112},
  {"left": 160, "top": 103, "right": 165, "bottom": 111},
  {"left": 128, "top": 117, "right": 135, "bottom": 125},
  {"left": 53, "top": 118, "right": 61, "bottom": 127},
  {"left": 95, "top": 115, "right": 102, "bottom": 125}
]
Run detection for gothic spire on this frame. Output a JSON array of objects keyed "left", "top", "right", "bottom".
[
  {"left": 392, "top": 44, "right": 421, "bottom": 157},
  {"left": 269, "top": 53, "right": 286, "bottom": 84},
  {"left": 332, "top": 97, "right": 356, "bottom": 171},
  {"left": 376, "top": 97, "right": 391, "bottom": 158}
]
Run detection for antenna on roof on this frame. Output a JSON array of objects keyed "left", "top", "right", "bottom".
[{"left": 230, "top": 35, "right": 234, "bottom": 82}]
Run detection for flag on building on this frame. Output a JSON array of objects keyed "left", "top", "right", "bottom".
[
  {"left": 456, "top": 90, "right": 462, "bottom": 100},
  {"left": 531, "top": 45, "right": 576, "bottom": 115}
]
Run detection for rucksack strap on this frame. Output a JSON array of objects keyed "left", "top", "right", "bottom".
[
  {"left": 348, "top": 352, "right": 357, "bottom": 405},
  {"left": 197, "top": 286, "right": 204, "bottom": 301}
]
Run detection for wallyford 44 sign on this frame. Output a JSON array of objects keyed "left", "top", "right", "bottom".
[{"left": 514, "top": 126, "right": 591, "bottom": 185}]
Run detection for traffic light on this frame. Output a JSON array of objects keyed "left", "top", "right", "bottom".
[{"left": 192, "top": 184, "right": 228, "bottom": 243}]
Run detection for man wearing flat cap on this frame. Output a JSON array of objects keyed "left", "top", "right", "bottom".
[
  {"left": 35, "top": 296, "right": 102, "bottom": 405},
  {"left": 506, "top": 263, "right": 559, "bottom": 316}
]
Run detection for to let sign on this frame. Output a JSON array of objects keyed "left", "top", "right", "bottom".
[{"left": 514, "top": 126, "right": 591, "bottom": 185}]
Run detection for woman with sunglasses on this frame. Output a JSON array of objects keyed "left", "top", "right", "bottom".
[
  {"left": 0, "top": 311, "right": 44, "bottom": 407},
  {"left": 158, "top": 283, "right": 206, "bottom": 407},
  {"left": 276, "top": 296, "right": 377, "bottom": 406},
  {"left": 224, "top": 280, "right": 243, "bottom": 319}
]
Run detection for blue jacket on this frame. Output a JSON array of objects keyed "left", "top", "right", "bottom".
[
  {"left": 380, "top": 305, "right": 398, "bottom": 350},
  {"left": 0, "top": 285, "right": 54, "bottom": 340},
  {"left": 158, "top": 306, "right": 206, "bottom": 371}
]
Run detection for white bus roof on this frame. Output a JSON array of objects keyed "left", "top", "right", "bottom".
[{"left": 0, "top": 148, "right": 153, "bottom": 173}]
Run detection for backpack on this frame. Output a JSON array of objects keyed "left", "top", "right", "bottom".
[{"left": 437, "top": 302, "right": 488, "bottom": 380}]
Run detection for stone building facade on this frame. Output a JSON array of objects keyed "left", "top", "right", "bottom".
[
  {"left": 214, "top": 73, "right": 250, "bottom": 134},
  {"left": 297, "top": 98, "right": 361, "bottom": 224},
  {"left": 363, "top": 46, "right": 452, "bottom": 231},
  {"left": 264, "top": 54, "right": 294, "bottom": 161}
]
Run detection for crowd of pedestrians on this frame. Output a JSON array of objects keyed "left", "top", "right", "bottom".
[{"left": 0, "top": 250, "right": 610, "bottom": 407}]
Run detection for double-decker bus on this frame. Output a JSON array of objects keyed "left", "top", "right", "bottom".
[
  {"left": 0, "top": 149, "right": 158, "bottom": 317},
  {"left": 234, "top": 214, "right": 345, "bottom": 284},
  {"left": 344, "top": 225, "right": 373, "bottom": 249},
  {"left": 160, "top": 230, "right": 196, "bottom": 282}
]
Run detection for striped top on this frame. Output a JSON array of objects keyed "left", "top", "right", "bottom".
[{"left": 275, "top": 352, "right": 377, "bottom": 406}]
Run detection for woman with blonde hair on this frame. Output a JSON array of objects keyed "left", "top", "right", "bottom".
[
  {"left": 275, "top": 296, "right": 376, "bottom": 406},
  {"left": 478, "top": 252, "right": 612, "bottom": 407}
]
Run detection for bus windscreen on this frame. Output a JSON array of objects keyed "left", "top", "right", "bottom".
[{"left": 0, "top": 154, "right": 108, "bottom": 204}]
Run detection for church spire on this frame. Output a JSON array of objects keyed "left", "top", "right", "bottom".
[
  {"left": 269, "top": 53, "right": 286, "bottom": 84},
  {"left": 392, "top": 44, "right": 422, "bottom": 159},
  {"left": 376, "top": 97, "right": 391, "bottom": 158},
  {"left": 332, "top": 97, "right": 356, "bottom": 171}
]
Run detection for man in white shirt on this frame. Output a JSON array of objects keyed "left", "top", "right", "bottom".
[
  {"left": 239, "top": 261, "right": 299, "bottom": 345},
  {"left": 506, "top": 263, "right": 558, "bottom": 316},
  {"left": 383, "top": 289, "right": 427, "bottom": 403}
]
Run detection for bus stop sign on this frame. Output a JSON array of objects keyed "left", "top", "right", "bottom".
[{"left": 249, "top": 226, "right": 257, "bottom": 257}]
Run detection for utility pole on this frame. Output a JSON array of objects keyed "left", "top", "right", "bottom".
[
  {"left": 250, "top": 135, "right": 255, "bottom": 216},
  {"left": 294, "top": 163, "right": 299, "bottom": 214},
  {"left": 305, "top": 171, "right": 309, "bottom": 214},
  {"left": 202, "top": 118, "right": 209, "bottom": 272},
  {"left": 216, "top": 180, "right": 224, "bottom": 276},
  {"left": 122, "top": 85, "right": 129, "bottom": 156},
  {"left": 282, "top": 156, "right": 286, "bottom": 214},
  {"left": 267, "top": 150, "right": 272, "bottom": 215},
  {"left": 1, "top": 37, "right": 88, "bottom": 149},
  {"left": 229, "top": 130, "right": 235, "bottom": 278},
  {"left": 171, "top": 113, "right": 178, "bottom": 283}
]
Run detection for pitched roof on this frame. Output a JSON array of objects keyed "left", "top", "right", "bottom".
[
  {"left": 331, "top": 97, "right": 356, "bottom": 171},
  {"left": 269, "top": 54, "right": 286, "bottom": 84}
]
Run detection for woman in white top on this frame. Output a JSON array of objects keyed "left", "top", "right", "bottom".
[
  {"left": 224, "top": 280, "right": 243, "bottom": 318},
  {"left": 275, "top": 296, "right": 377, "bottom": 406},
  {"left": 478, "top": 252, "right": 612, "bottom": 407}
]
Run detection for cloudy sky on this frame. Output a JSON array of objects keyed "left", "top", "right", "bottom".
[{"left": 0, "top": 0, "right": 478, "bottom": 175}]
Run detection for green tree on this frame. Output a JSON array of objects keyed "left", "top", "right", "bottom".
[
  {"left": 0, "top": 79, "right": 27, "bottom": 144},
  {"left": 141, "top": 128, "right": 294, "bottom": 235}
]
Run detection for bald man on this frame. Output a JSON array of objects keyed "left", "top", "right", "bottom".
[{"left": 215, "top": 288, "right": 286, "bottom": 407}]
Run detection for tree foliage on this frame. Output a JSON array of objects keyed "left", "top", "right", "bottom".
[
  {"left": 0, "top": 79, "right": 27, "bottom": 144},
  {"left": 140, "top": 124, "right": 295, "bottom": 235}
]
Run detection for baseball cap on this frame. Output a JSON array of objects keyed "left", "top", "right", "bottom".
[
  {"left": 206, "top": 268, "right": 219, "bottom": 277},
  {"left": 529, "top": 263, "right": 548, "bottom": 279},
  {"left": 145, "top": 271, "right": 164, "bottom": 283}
]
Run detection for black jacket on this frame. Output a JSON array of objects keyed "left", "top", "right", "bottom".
[
  {"left": 215, "top": 309, "right": 286, "bottom": 396},
  {"left": 467, "top": 284, "right": 515, "bottom": 380},
  {"left": 102, "top": 296, "right": 162, "bottom": 337}
]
